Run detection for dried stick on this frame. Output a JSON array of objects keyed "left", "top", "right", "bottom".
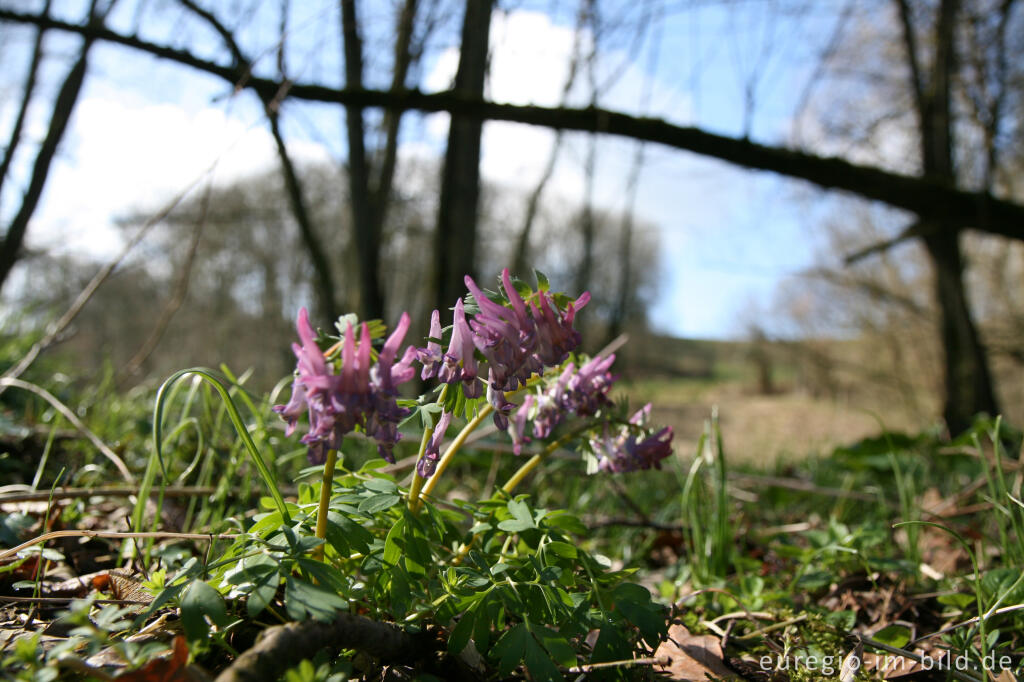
[
  {"left": 214, "top": 613, "right": 429, "bottom": 682},
  {"left": 0, "top": 378, "right": 133, "bottom": 483},
  {"left": 0, "top": 530, "right": 238, "bottom": 562}
]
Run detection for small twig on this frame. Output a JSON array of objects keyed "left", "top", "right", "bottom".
[
  {"left": 909, "top": 603, "right": 1024, "bottom": 646},
  {"left": 567, "top": 655, "right": 669, "bottom": 673},
  {"left": 0, "top": 596, "right": 151, "bottom": 605},
  {"left": 0, "top": 378, "right": 133, "bottom": 483},
  {"left": 587, "top": 517, "right": 684, "bottom": 532},
  {"left": 0, "top": 486, "right": 216, "bottom": 504},
  {"left": 0, "top": 530, "right": 238, "bottom": 561},
  {"left": 728, "top": 472, "right": 891, "bottom": 506},
  {"left": 859, "top": 634, "right": 985, "bottom": 682},
  {"left": 734, "top": 614, "right": 808, "bottom": 641}
]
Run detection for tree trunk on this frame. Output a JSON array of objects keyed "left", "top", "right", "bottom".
[
  {"left": 341, "top": 0, "right": 384, "bottom": 321},
  {"left": 923, "top": 230, "right": 998, "bottom": 433},
  {"left": 896, "top": 0, "right": 1000, "bottom": 433},
  {"left": 0, "top": 21, "right": 93, "bottom": 293},
  {"left": 434, "top": 0, "right": 492, "bottom": 313}
]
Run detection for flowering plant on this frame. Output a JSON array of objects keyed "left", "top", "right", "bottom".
[
  {"left": 148, "top": 269, "right": 675, "bottom": 679},
  {"left": 274, "top": 269, "right": 674, "bottom": 542}
]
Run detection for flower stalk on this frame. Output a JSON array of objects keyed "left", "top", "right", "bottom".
[
  {"left": 419, "top": 404, "right": 495, "bottom": 501},
  {"left": 313, "top": 447, "right": 338, "bottom": 560}
]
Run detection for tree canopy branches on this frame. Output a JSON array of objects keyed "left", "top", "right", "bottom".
[{"left": 3, "top": 5, "right": 1023, "bottom": 243}]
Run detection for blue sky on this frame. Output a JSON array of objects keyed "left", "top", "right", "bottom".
[{"left": 0, "top": 0, "right": 854, "bottom": 339}]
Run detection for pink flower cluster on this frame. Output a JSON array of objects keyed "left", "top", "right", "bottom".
[{"left": 274, "top": 308, "right": 417, "bottom": 464}]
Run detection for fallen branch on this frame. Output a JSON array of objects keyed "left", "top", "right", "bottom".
[
  {"left": 0, "top": 378, "right": 133, "bottom": 483},
  {"left": 214, "top": 613, "right": 431, "bottom": 682},
  {"left": 0, "top": 530, "right": 238, "bottom": 561},
  {"left": 0, "top": 486, "right": 216, "bottom": 504}
]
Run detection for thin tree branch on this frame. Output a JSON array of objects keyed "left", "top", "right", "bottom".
[
  {"left": 214, "top": 613, "right": 432, "bottom": 682},
  {"left": 118, "top": 184, "right": 208, "bottom": 381},
  {"left": 0, "top": 0, "right": 52, "bottom": 212},
  {"left": 0, "top": 13, "right": 94, "bottom": 291},
  {"left": 2, "top": 8, "right": 1024, "bottom": 239},
  {"left": 173, "top": 0, "right": 338, "bottom": 323},
  {"left": 894, "top": 0, "right": 925, "bottom": 118},
  {"left": 340, "top": 0, "right": 383, "bottom": 320},
  {"left": 842, "top": 221, "right": 926, "bottom": 265},
  {"left": 371, "top": 0, "right": 420, "bottom": 232}
]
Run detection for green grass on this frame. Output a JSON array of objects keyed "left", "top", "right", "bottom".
[{"left": 1, "top": 358, "right": 1022, "bottom": 681}]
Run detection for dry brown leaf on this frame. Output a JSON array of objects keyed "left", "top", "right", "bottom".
[
  {"left": 654, "top": 623, "right": 739, "bottom": 681},
  {"left": 112, "top": 636, "right": 200, "bottom": 682}
]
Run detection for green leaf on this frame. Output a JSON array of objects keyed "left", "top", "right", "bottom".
[
  {"left": 544, "top": 511, "right": 587, "bottom": 535},
  {"left": 297, "top": 558, "right": 348, "bottom": 593},
  {"left": 871, "top": 624, "right": 911, "bottom": 649},
  {"left": 493, "top": 623, "right": 530, "bottom": 677},
  {"left": 389, "top": 567, "right": 410, "bottom": 614},
  {"left": 448, "top": 612, "right": 476, "bottom": 654},
  {"left": 533, "top": 625, "right": 577, "bottom": 669},
  {"left": 545, "top": 541, "right": 577, "bottom": 559},
  {"left": 327, "top": 512, "right": 374, "bottom": 555},
  {"left": 285, "top": 576, "right": 348, "bottom": 621},
  {"left": 937, "top": 592, "right": 975, "bottom": 609},
  {"left": 181, "top": 580, "right": 229, "bottom": 640},
  {"left": 534, "top": 269, "right": 550, "bottom": 292},
  {"left": 498, "top": 518, "right": 535, "bottom": 533},
  {"left": 247, "top": 569, "right": 280, "bottom": 618},
  {"left": 521, "top": 628, "right": 563, "bottom": 682},
  {"left": 362, "top": 478, "right": 397, "bottom": 494},
  {"left": 383, "top": 518, "right": 405, "bottom": 566},
  {"left": 612, "top": 583, "right": 667, "bottom": 645},
  {"left": 507, "top": 499, "right": 533, "bottom": 525},
  {"left": 358, "top": 493, "right": 401, "bottom": 514}
]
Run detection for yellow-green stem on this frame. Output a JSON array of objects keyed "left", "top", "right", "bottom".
[
  {"left": 501, "top": 428, "right": 584, "bottom": 494},
  {"left": 407, "top": 428, "right": 432, "bottom": 513},
  {"left": 314, "top": 448, "right": 338, "bottom": 560},
  {"left": 408, "top": 386, "right": 449, "bottom": 512},
  {"left": 420, "top": 404, "right": 494, "bottom": 499},
  {"left": 452, "top": 426, "right": 588, "bottom": 566}
]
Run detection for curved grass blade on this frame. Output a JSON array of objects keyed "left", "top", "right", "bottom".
[{"left": 151, "top": 368, "right": 291, "bottom": 524}]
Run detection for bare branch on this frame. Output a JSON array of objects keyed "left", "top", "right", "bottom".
[
  {"left": 842, "top": 221, "right": 926, "bottom": 265},
  {"left": 0, "top": 0, "right": 52, "bottom": 211},
  {"left": 214, "top": 614, "right": 433, "bottom": 682},
  {"left": 2, "top": 7, "right": 1024, "bottom": 240}
]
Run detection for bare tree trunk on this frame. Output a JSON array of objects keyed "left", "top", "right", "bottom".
[
  {"left": 896, "top": 0, "right": 998, "bottom": 433},
  {"left": 606, "top": 141, "right": 645, "bottom": 342},
  {"left": 340, "top": 0, "right": 383, "bottom": 321},
  {"left": 266, "top": 106, "right": 339, "bottom": 324},
  {"left": 370, "top": 0, "right": 419, "bottom": 234},
  {"left": 511, "top": 132, "right": 561, "bottom": 276},
  {"left": 434, "top": 0, "right": 493, "bottom": 312},
  {"left": 176, "top": 0, "right": 339, "bottom": 324},
  {"left": 0, "top": 2, "right": 104, "bottom": 293},
  {"left": 0, "top": 0, "right": 51, "bottom": 214}
]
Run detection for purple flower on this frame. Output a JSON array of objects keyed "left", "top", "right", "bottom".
[
  {"left": 419, "top": 300, "right": 482, "bottom": 398},
  {"left": 274, "top": 308, "right": 416, "bottom": 464},
  {"left": 509, "top": 353, "right": 617, "bottom": 451},
  {"left": 368, "top": 313, "right": 418, "bottom": 462},
  {"left": 529, "top": 289, "right": 590, "bottom": 367},
  {"left": 464, "top": 269, "right": 539, "bottom": 395},
  {"left": 462, "top": 268, "right": 589, "bottom": 427},
  {"left": 416, "top": 410, "right": 452, "bottom": 478},
  {"left": 589, "top": 404, "right": 674, "bottom": 473}
]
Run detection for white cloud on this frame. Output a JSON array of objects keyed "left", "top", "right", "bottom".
[{"left": 29, "top": 96, "right": 330, "bottom": 259}]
